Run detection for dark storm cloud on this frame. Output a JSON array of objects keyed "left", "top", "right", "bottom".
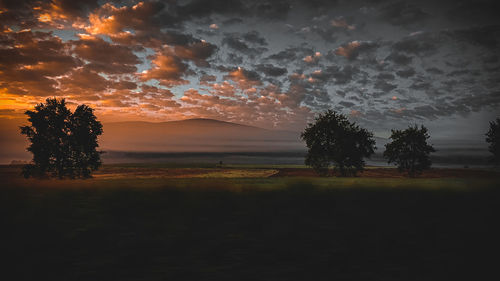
[
  {"left": 222, "top": 35, "right": 251, "bottom": 52},
  {"left": 391, "top": 35, "right": 437, "bottom": 55},
  {"left": 446, "top": 0, "right": 500, "bottom": 24},
  {"left": 310, "top": 26, "right": 338, "bottom": 43},
  {"left": 324, "top": 65, "right": 360, "bottom": 85},
  {"left": 255, "top": 64, "right": 287, "bottom": 77},
  {"left": 336, "top": 90, "right": 346, "bottom": 98},
  {"left": 242, "top": 31, "right": 268, "bottom": 46},
  {"left": 253, "top": 0, "right": 292, "bottom": 20},
  {"left": 166, "top": 0, "right": 341, "bottom": 22},
  {"left": 396, "top": 68, "right": 416, "bottom": 78},
  {"left": 226, "top": 53, "right": 244, "bottom": 64},
  {"left": 385, "top": 52, "right": 413, "bottom": 65},
  {"left": 376, "top": 73, "right": 395, "bottom": 81},
  {"left": 266, "top": 47, "right": 314, "bottom": 63},
  {"left": 426, "top": 67, "right": 444, "bottom": 75},
  {"left": 446, "top": 25, "right": 500, "bottom": 49},
  {"left": 378, "top": 1, "right": 428, "bottom": 26},
  {"left": 374, "top": 80, "right": 397, "bottom": 92},
  {"left": 401, "top": 90, "right": 500, "bottom": 120},
  {"left": 174, "top": 40, "right": 218, "bottom": 67},
  {"left": 298, "top": 0, "right": 339, "bottom": 9},
  {"left": 347, "top": 94, "right": 363, "bottom": 103},
  {"left": 409, "top": 79, "right": 432, "bottom": 91},
  {"left": 161, "top": 32, "right": 202, "bottom": 47},
  {"left": 445, "top": 60, "right": 471, "bottom": 68},
  {"left": 222, "top": 33, "right": 267, "bottom": 56},
  {"left": 408, "top": 105, "right": 440, "bottom": 119},
  {"left": 176, "top": 0, "right": 246, "bottom": 19},
  {"left": 176, "top": 0, "right": 294, "bottom": 21},
  {"left": 302, "top": 87, "right": 331, "bottom": 108},
  {"left": 482, "top": 55, "right": 499, "bottom": 65},
  {"left": 339, "top": 101, "right": 355, "bottom": 108},
  {"left": 458, "top": 91, "right": 500, "bottom": 111},
  {"left": 447, "top": 69, "right": 475, "bottom": 77},
  {"left": 222, "top": 18, "right": 243, "bottom": 25}
]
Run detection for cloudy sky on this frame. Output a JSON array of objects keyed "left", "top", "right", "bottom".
[{"left": 1, "top": 0, "right": 499, "bottom": 140}]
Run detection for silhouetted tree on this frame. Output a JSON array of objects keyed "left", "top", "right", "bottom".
[
  {"left": 301, "top": 110, "right": 376, "bottom": 176},
  {"left": 486, "top": 118, "right": 500, "bottom": 165},
  {"left": 383, "top": 125, "right": 435, "bottom": 177},
  {"left": 20, "top": 98, "right": 103, "bottom": 178}
]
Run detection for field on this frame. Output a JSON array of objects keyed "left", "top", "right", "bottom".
[{"left": 1, "top": 164, "right": 500, "bottom": 280}]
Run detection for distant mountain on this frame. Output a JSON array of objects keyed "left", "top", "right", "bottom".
[{"left": 100, "top": 118, "right": 305, "bottom": 152}]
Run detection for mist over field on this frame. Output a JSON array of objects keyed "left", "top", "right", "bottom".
[{"left": 1, "top": 117, "right": 489, "bottom": 167}]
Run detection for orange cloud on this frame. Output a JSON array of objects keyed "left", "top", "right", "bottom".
[
  {"left": 303, "top": 51, "right": 321, "bottom": 63},
  {"left": 335, "top": 41, "right": 361, "bottom": 58},
  {"left": 140, "top": 48, "right": 190, "bottom": 87},
  {"left": 33, "top": 0, "right": 98, "bottom": 29},
  {"left": 334, "top": 40, "right": 377, "bottom": 60},
  {"left": 350, "top": 110, "right": 362, "bottom": 117},
  {"left": 0, "top": 1, "right": 314, "bottom": 129},
  {"left": 86, "top": 2, "right": 160, "bottom": 36},
  {"left": 223, "top": 67, "right": 262, "bottom": 90},
  {"left": 208, "top": 81, "right": 237, "bottom": 97}
]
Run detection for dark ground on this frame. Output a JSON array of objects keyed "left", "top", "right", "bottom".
[
  {"left": 272, "top": 167, "right": 500, "bottom": 178},
  {"left": 1, "top": 165, "right": 499, "bottom": 280}
]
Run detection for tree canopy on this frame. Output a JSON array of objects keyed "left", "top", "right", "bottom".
[
  {"left": 383, "top": 125, "right": 435, "bottom": 177},
  {"left": 486, "top": 118, "right": 500, "bottom": 165},
  {"left": 20, "top": 98, "right": 103, "bottom": 178},
  {"left": 301, "top": 110, "right": 376, "bottom": 176}
]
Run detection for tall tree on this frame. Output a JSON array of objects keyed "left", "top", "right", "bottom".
[
  {"left": 383, "top": 125, "right": 435, "bottom": 177},
  {"left": 485, "top": 118, "right": 500, "bottom": 165},
  {"left": 301, "top": 110, "right": 376, "bottom": 176},
  {"left": 20, "top": 98, "right": 103, "bottom": 178}
]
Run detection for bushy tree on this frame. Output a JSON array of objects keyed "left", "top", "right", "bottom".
[
  {"left": 383, "top": 125, "right": 435, "bottom": 177},
  {"left": 486, "top": 118, "right": 500, "bottom": 164},
  {"left": 301, "top": 110, "right": 376, "bottom": 176},
  {"left": 20, "top": 98, "right": 103, "bottom": 178}
]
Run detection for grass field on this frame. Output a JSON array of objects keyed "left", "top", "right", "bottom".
[{"left": 1, "top": 164, "right": 499, "bottom": 280}]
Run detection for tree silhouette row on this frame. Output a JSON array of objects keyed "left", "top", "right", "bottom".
[{"left": 19, "top": 100, "right": 499, "bottom": 179}]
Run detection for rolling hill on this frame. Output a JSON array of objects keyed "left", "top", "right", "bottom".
[{"left": 100, "top": 118, "right": 305, "bottom": 153}]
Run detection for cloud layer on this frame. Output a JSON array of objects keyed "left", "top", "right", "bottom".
[{"left": 1, "top": 0, "right": 499, "bottom": 133}]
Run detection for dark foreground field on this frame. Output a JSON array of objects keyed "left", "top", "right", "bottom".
[{"left": 1, "top": 165, "right": 499, "bottom": 280}]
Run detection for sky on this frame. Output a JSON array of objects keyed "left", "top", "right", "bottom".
[{"left": 0, "top": 0, "right": 499, "bottom": 140}]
